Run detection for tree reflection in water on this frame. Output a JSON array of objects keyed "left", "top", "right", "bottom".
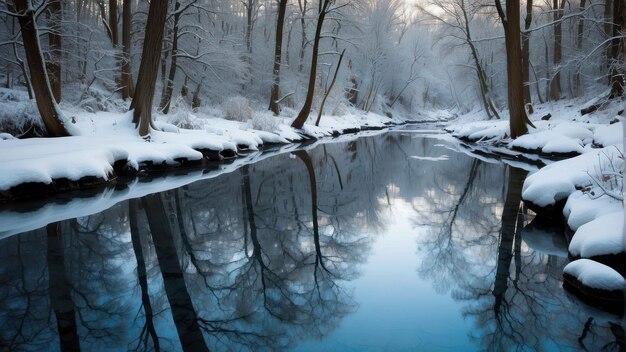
[{"left": 0, "top": 133, "right": 623, "bottom": 351}]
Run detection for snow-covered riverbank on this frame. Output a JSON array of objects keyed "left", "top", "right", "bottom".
[{"left": 0, "top": 91, "right": 440, "bottom": 203}]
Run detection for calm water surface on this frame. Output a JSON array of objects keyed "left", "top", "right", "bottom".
[{"left": 0, "top": 129, "right": 623, "bottom": 351}]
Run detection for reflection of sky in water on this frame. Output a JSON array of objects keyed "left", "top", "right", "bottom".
[
  {"left": 0, "top": 132, "right": 623, "bottom": 352},
  {"left": 296, "top": 199, "right": 473, "bottom": 351}
]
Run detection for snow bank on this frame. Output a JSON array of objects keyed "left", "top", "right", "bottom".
[
  {"left": 563, "top": 259, "right": 626, "bottom": 292},
  {"left": 568, "top": 211, "right": 625, "bottom": 258}
]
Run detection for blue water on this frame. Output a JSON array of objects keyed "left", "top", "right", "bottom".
[{"left": 0, "top": 130, "right": 622, "bottom": 351}]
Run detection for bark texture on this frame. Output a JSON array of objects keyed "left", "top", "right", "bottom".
[
  {"left": 495, "top": 0, "right": 535, "bottom": 138},
  {"left": 130, "top": 0, "right": 169, "bottom": 138},
  {"left": 268, "top": 0, "right": 288, "bottom": 115}
]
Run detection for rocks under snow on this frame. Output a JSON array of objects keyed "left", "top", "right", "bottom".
[{"left": 563, "top": 259, "right": 625, "bottom": 313}]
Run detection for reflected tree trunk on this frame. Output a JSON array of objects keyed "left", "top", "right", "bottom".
[
  {"left": 294, "top": 150, "right": 327, "bottom": 273},
  {"left": 141, "top": 194, "right": 209, "bottom": 352},
  {"left": 493, "top": 167, "right": 528, "bottom": 315},
  {"left": 46, "top": 222, "right": 80, "bottom": 352},
  {"left": 129, "top": 200, "right": 160, "bottom": 351}
]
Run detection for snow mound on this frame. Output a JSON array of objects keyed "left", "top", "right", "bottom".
[
  {"left": 592, "top": 122, "right": 623, "bottom": 147},
  {"left": 522, "top": 146, "right": 622, "bottom": 207},
  {"left": 568, "top": 211, "right": 625, "bottom": 258},
  {"left": 564, "top": 259, "right": 626, "bottom": 291},
  {"left": 563, "top": 191, "right": 623, "bottom": 231}
]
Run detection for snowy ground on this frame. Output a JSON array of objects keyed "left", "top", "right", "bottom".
[{"left": 447, "top": 95, "right": 625, "bottom": 307}]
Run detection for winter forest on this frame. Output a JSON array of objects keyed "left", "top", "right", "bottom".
[{"left": 0, "top": 0, "right": 624, "bottom": 351}]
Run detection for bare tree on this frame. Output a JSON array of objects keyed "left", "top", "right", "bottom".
[
  {"left": 121, "top": 0, "right": 133, "bottom": 99},
  {"left": 292, "top": 0, "right": 334, "bottom": 129}
]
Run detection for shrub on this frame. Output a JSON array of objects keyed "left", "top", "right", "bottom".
[{"left": 222, "top": 96, "right": 253, "bottom": 122}]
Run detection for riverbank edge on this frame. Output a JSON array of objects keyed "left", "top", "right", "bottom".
[
  {"left": 454, "top": 136, "right": 625, "bottom": 316},
  {"left": 0, "top": 120, "right": 424, "bottom": 205}
]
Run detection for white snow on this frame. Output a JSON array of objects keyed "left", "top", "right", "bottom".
[
  {"left": 564, "top": 259, "right": 626, "bottom": 291},
  {"left": 568, "top": 211, "right": 625, "bottom": 258},
  {"left": 563, "top": 191, "right": 623, "bottom": 231},
  {"left": 410, "top": 155, "right": 449, "bottom": 161},
  {"left": 522, "top": 146, "right": 623, "bottom": 207}
]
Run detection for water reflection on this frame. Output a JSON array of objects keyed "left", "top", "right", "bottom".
[{"left": 0, "top": 132, "right": 623, "bottom": 351}]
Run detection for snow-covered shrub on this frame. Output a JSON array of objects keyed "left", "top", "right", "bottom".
[
  {"left": 78, "top": 84, "right": 125, "bottom": 113},
  {"left": 0, "top": 88, "right": 44, "bottom": 135},
  {"left": 585, "top": 146, "right": 624, "bottom": 201},
  {"left": 246, "top": 112, "right": 279, "bottom": 132},
  {"left": 169, "top": 96, "right": 206, "bottom": 130},
  {"left": 222, "top": 96, "right": 253, "bottom": 122}
]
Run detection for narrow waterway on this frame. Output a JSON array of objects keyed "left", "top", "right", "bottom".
[{"left": 0, "top": 129, "right": 623, "bottom": 351}]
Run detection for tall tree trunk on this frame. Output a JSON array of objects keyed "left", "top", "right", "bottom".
[
  {"left": 495, "top": 0, "right": 535, "bottom": 138},
  {"left": 609, "top": 0, "right": 625, "bottom": 97},
  {"left": 575, "top": 0, "right": 586, "bottom": 97},
  {"left": 292, "top": 0, "right": 331, "bottom": 129},
  {"left": 130, "top": 0, "right": 169, "bottom": 138},
  {"left": 522, "top": 0, "right": 533, "bottom": 106},
  {"left": 245, "top": 0, "right": 254, "bottom": 54},
  {"left": 159, "top": 0, "right": 181, "bottom": 114},
  {"left": 48, "top": 0, "right": 62, "bottom": 103},
  {"left": 121, "top": 0, "right": 133, "bottom": 99},
  {"left": 298, "top": 0, "right": 307, "bottom": 72},
  {"left": 549, "top": 0, "right": 565, "bottom": 101},
  {"left": 268, "top": 0, "right": 288, "bottom": 115},
  {"left": 141, "top": 193, "right": 209, "bottom": 352},
  {"left": 604, "top": 0, "right": 614, "bottom": 73},
  {"left": 109, "top": 0, "right": 119, "bottom": 46},
  {"left": 10, "top": 0, "right": 70, "bottom": 136}
]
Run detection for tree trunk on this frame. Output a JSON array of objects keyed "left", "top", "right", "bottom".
[
  {"left": 130, "top": 0, "right": 169, "bottom": 138},
  {"left": 121, "top": 0, "right": 133, "bottom": 99},
  {"left": 522, "top": 0, "right": 533, "bottom": 106},
  {"left": 292, "top": 0, "right": 331, "bottom": 129},
  {"left": 159, "top": 0, "right": 181, "bottom": 114},
  {"left": 47, "top": 0, "right": 62, "bottom": 103},
  {"left": 574, "top": 0, "right": 586, "bottom": 96},
  {"left": 549, "top": 0, "right": 565, "bottom": 101},
  {"left": 496, "top": 0, "right": 535, "bottom": 138},
  {"left": 10, "top": 0, "right": 70, "bottom": 136},
  {"left": 109, "top": 0, "right": 119, "bottom": 46},
  {"left": 609, "top": 0, "right": 625, "bottom": 97},
  {"left": 268, "top": 0, "right": 288, "bottom": 115},
  {"left": 298, "top": 0, "right": 307, "bottom": 72},
  {"left": 316, "top": 49, "right": 345, "bottom": 126}
]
